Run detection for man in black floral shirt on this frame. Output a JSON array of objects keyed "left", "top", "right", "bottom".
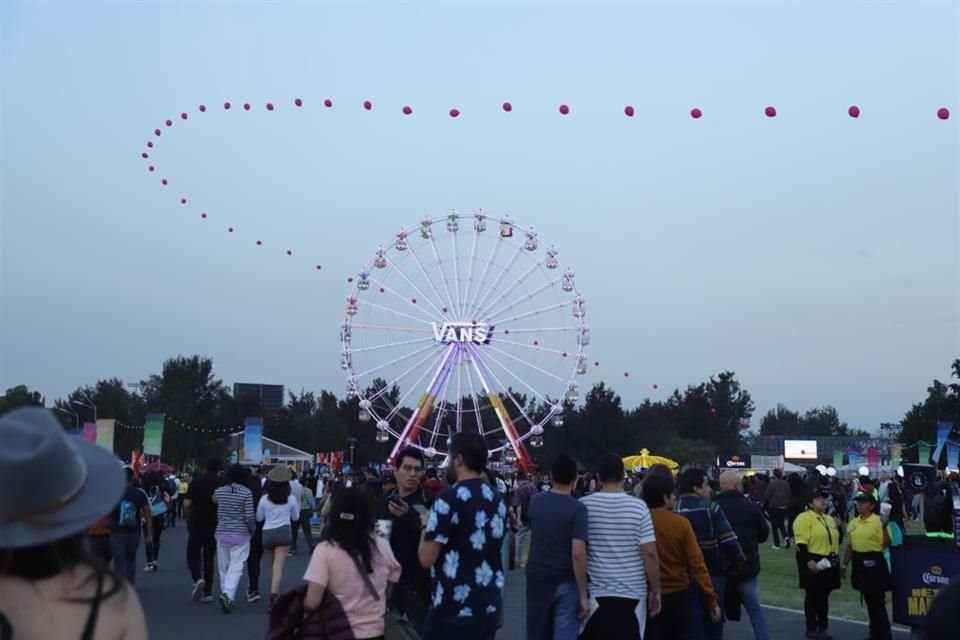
[{"left": 418, "top": 431, "right": 506, "bottom": 640}]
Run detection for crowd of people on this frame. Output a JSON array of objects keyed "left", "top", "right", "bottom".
[{"left": 2, "top": 405, "right": 960, "bottom": 640}]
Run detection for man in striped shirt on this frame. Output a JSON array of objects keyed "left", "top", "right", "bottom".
[{"left": 580, "top": 453, "right": 661, "bottom": 640}]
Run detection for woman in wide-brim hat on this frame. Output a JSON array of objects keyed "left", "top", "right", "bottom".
[{"left": 0, "top": 407, "right": 147, "bottom": 639}]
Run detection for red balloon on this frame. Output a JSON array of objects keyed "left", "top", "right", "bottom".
[
  {"left": 201, "top": 213, "right": 207, "bottom": 219},
  {"left": 256, "top": 240, "right": 262, "bottom": 246},
  {"left": 502, "top": 102, "right": 512, "bottom": 112},
  {"left": 710, "top": 408, "right": 717, "bottom": 415},
  {"left": 558, "top": 104, "right": 570, "bottom": 115},
  {"left": 347, "top": 277, "right": 353, "bottom": 283},
  {"left": 412, "top": 298, "right": 417, "bottom": 304},
  {"left": 228, "top": 227, "right": 234, "bottom": 232},
  {"left": 148, "top": 165, "right": 155, "bottom": 172},
  {"left": 653, "top": 384, "right": 659, "bottom": 390},
  {"left": 316, "top": 265, "right": 322, "bottom": 270},
  {"left": 449, "top": 108, "right": 460, "bottom": 118},
  {"left": 691, "top": 108, "right": 703, "bottom": 119},
  {"left": 266, "top": 102, "right": 274, "bottom": 111},
  {"left": 224, "top": 101, "right": 232, "bottom": 110},
  {"left": 533, "top": 340, "right": 539, "bottom": 346},
  {"left": 165, "top": 119, "right": 172, "bottom": 126},
  {"left": 142, "top": 152, "right": 149, "bottom": 159},
  {"left": 624, "top": 105, "right": 635, "bottom": 117},
  {"left": 154, "top": 129, "right": 161, "bottom": 136},
  {"left": 146, "top": 141, "right": 154, "bottom": 148},
  {"left": 161, "top": 178, "right": 168, "bottom": 185},
  {"left": 294, "top": 98, "right": 303, "bottom": 107},
  {"left": 402, "top": 105, "right": 413, "bottom": 115},
  {"left": 442, "top": 307, "right": 448, "bottom": 313},
  {"left": 938, "top": 107, "right": 950, "bottom": 120},
  {"left": 363, "top": 100, "right": 372, "bottom": 110},
  {"left": 503, "top": 329, "right": 510, "bottom": 335},
  {"left": 243, "top": 103, "right": 251, "bottom": 111},
  {"left": 199, "top": 104, "right": 206, "bottom": 112},
  {"left": 379, "top": 287, "right": 385, "bottom": 293},
  {"left": 848, "top": 105, "right": 860, "bottom": 118},
  {"left": 562, "top": 352, "right": 568, "bottom": 357},
  {"left": 181, "top": 198, "right": 187, "bottom": 204},
  {"left": 180, "top": 112, "right": 188, "bottom": 120},
  {"left": 624, "top": 372, "right": 629, "bottom": 377},
  {"left": 764, "top": 106, "right": 777, "bottom": 117},
  {"left": 286, "top": 249, "right": 292, "bottom": 255},
  {"left": 324, "top": 99, "right": 333, "bottom": 108},
  {"left": 594, "top": 361, "right": 599, "bottom": 367}
]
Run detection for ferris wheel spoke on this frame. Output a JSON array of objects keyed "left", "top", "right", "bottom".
[
  {"left": 451, "top": 228, "right": 465, "bottom": 320},
  {"left": 486, "top": 300, "right": 572, "bottom": 326},
  {"left": 472, "top": 345, "right": 552, "bottom": 406},
  {"left": 368, "top": 274, "right": 445, "bottom": 322},
  {"left": 426, "top": 234, "right": 459, "bottom": 322},
  {"left": 350, "top": 336, "right": 435, "bottom": 354},
  {"left": 379, "top": 261, "right": 448, "bottom": 319},
  {"left": 481, "top": 275, "right": 563, "bottom": 324},
  {"left": 482, "top": 344, "right": 567, "bottom": 382},
  {"left": 378, "top": 352, "right": 443, "bottom": 424},
  {"left": 361, "top": 301, "right": 435, "bottom": 327},
  {"left": 491, "top": 337, "right": 569, "bottom": 357},
  {"left": 388, "top": 344, "right": 458, "bottom": 463},
  {"left": 461, "top": 228, "right": 481, "bottom": 322},
  {"left": 464, "top": 236, "right": 504, "bottom": 320},
  {"left": 472, "top": 241, "right": 526, "bottom": 319},
  {"left": 406, "top": 242, "right": 456, "bottom": 318},
  {"left": 355, "top": 342, "right": 439, "bottom": 379},
  {"left": 463, "top": 352, "right": 486, "bottom": 437},
  {"left": 474, "top": 258, "right": 547, "bottom": 321},
  {"left": 465, "top": 343, "right": 531, "bottom": 468},
  {"left": 347, "top": 323, "right": 432, "bottom": 335},
  {"left": 427, "top": 352, "right": 458, "bottom": 449},
  {"left": 494, "top": 326, "right": 573, "bottom": 334},
  {"left": 454, "top": 353, "right": 464, "bottom": 435}
]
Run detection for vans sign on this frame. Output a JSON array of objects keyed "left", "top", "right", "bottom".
[{"left": 431, "top": 322, "right": 494, "bottom": 345}]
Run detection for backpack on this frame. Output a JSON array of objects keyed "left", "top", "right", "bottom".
[
  {"left": 149, "top": 488, "right": 168, "bottom": 518},
  {"left": 117, "top": 498, "right": 139, "bottom": 528}
]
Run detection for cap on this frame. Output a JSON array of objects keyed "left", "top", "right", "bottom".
[{"left": 854, "top": 491, "right": 877, "bottom": 503}]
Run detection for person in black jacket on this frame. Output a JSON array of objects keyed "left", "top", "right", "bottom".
[{"left": 716, "top": 471, "right": 771, "bottom": 640}]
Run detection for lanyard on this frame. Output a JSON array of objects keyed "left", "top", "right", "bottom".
[{"left": 817, "top": 515, "right": 833, "bottom": 547}]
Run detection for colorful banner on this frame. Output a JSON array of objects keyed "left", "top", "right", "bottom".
[
  {"left": 890, "top": 546, "right": 960, "bottom": 628},
  {"left": 931, "top": 421, "right": 953, "bottom": 468},
  {"left": 95, "top": 418, "right": 115, "bottom": 452},
  {"left": 890, "top": 443, "right": 902, "bottom": 466},
  {"left": 833, "top": 450, "right": 844, "bottom": 468},
  {"left": 143, "top": 413, "right": 164, "bottom": 456},
  {"left": 867, "top": 447, "right": 881, "bottom": 474},
  {"left": 948, "top": 442, "right": 960, "bottom": 471},
  {"left": 81, "top": 421, "right": 97, "bottom": 444},
  {"left": 919, "top": 443, "right": 931, "bottom": 465},
  {"left": 242, "top": 417, "right": 263, "bottom": 464},
  {"left": 848, "top": 451, "right": 859, "bottom": 469}
]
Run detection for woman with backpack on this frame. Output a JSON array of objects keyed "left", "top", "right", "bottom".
[
  {"left": 143, "top": 472, "right": 171, "bottom": 573},
  {"left": 302, "top": 486, "right": 401, "bottom": 639}
]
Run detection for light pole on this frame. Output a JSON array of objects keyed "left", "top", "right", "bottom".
[
  {"left": 71, "top": 397, "right": 97, "bottom": 422},
  {"left": 54, "top": 406, "right": 79, "bottom": 430}
]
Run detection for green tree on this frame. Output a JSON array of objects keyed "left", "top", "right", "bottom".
[
  {"left": 0, "top": 385, "right": 45, "bottom": 413},
  {"left": 899, "top": 358, "right": 960, "bottom": 449},
  {"left": 760, "top": 404, "right": 802, "bottom": 435}
]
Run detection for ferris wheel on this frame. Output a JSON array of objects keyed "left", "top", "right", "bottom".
[{"left": 340, "top": 211, "right": 588, "bottom": 470}]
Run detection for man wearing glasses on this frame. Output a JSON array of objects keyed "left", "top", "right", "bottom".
[{"left": 378, "top": 446, "right": 433, "bottom": 633}]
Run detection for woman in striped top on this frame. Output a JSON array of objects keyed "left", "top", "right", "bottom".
[{"left": 212, "top": 464, "right": 256, "bottom": 613}]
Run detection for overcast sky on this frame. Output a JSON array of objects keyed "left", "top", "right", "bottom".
[{"left": 1, "top": 1, "right": 957, "bottom": 432}]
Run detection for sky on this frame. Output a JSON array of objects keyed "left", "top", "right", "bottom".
[{"left": 1, "top": 1, "right": 958, "bottom": 433}]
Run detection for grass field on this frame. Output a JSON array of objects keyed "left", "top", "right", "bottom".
[{"left": 756, "top": 544, "right": 868, "bottom": 621}]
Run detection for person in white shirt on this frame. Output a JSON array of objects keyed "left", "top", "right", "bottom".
[{"left": 257, "top": 466, "right": 300, "bottom": 606}]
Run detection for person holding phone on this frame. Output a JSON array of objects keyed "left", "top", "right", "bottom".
[{"left": 377, "top": 447, "right": 432, "bottom": 634}]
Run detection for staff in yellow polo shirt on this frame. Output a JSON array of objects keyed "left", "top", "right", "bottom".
[
  {"left": 793, "top": 491, "right": 841, "bottom": 640},
  {"left": 841, "top": 492, "right": 892, "bottom": 640}
]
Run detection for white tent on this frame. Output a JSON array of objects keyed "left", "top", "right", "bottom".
[
  {"left": 227, "top": 432, "right": 313, "bottom": 470},
  {"left": 782, "top": 461, "right": 807, "bottom": 474}
]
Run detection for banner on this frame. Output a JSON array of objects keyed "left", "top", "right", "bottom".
[
  {"left": 890, "top": 546, "right": 960, "bottom": 628},
  {"left": 948, "top": 442, "right": 960, "bottom": 471},
  {"left": 95, "top": 418, "right": 115, "bottom": 452},
  {"left": 143, "top": 413, "right": 164, "bottom": 456},
  {"left": 719, "top": 453, "right": 751, "bottom": 468},
  {"left": 242, "top": 417, "right": 263, "bottom": 464},
  {"left": 867, "top": 447, "right": 881, "bottom": 474},
  {"left": 890, "top": 443, "right": 902, "bottom": 466},
  {"left": 81, "top": 421, "right": 97, "bottom": 444},
  {"left": 833, "top": 451, "right": 844, "bottom": 468},
  {"left": 848, "top": 451, "right": 859, "bottom": 469},
  {"left": 919, "top": 443, "right": 931, "bottom": 465},
  {"left": 932, "top": 421, "right": 953, "bottom": 468}
]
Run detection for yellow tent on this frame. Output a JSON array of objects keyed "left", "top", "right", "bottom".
[{"left": 623, "top": 449, "right": 679, "bottom": 473}]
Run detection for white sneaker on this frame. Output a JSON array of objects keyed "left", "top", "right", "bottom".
[
  {"left": 143, "top": 563, "right": 156, "bottom": 572},
  {"left": 771, "top": 544, "right": 781, "bottom": 550},
  {"left": 192, "top": 579, "right": 205, "bottom": 601}
]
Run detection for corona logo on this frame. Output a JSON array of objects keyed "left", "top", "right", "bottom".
[
  {"left": 922, "top": 565, "right": 950, "bottom": 586},
  {"left": 431, "top": 322, "right": 494, "bottom": 345}
]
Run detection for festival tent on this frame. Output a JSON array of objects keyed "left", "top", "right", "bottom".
[
  {"left": 227, "top": 432, "right": 313, "bottom": 470},
  {"left": 623, "top": 449, "right": 679, "bottom": 473}
]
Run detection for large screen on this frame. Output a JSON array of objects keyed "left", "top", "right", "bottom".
[{"left": 784, "top": 440, "right": 818, "bottom": 459}]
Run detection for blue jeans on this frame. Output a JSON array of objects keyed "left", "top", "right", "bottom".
[
  {"left": 110, "top": 529, "right": 141, "bottom": 584},
  {"left": 736, "top": 577, "right": 769, "bottom": 640},
  {"left": 526, "top": 578, "right": 581, "bottom": 640},
  {"left": 685, "top": 575, "right": 725, "bottom": 640}
]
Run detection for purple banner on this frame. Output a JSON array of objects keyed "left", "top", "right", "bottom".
[{"left": 81, "top": 421, "right": 97, "bottom": 444}]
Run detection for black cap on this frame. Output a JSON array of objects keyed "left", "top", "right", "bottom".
[{"left": 806, "top": 490, "right": 830, "bottom": 504}]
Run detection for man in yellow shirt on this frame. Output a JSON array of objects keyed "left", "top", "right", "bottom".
[{"left": 841, "top": 493, "right": 892, "bottom": 640}]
